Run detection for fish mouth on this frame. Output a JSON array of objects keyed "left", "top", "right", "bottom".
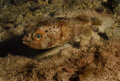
[
  {"left": 23, "top": 41, "right": 29, "bottom": 45},
  {"left": 22, "top": 36, "right": 30, "bottom": 45}
]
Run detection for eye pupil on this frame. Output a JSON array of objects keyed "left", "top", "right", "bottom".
[
  {"left": 33, "top": 33, "right": 42, "bottom": 40},
  {"left": 37, "top": 34, "right": 41, "bottom": 39}
]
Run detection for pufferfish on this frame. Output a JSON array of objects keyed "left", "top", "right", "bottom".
[{"left": 22, "top": 15, "right": 101, "bottom": 49}]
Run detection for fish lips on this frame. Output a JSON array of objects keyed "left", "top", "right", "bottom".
[{"left": 22, "top": 36, "right": 31, "bottom": 46}]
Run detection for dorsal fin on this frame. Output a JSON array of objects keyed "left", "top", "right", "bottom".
[
  {"left": 56, "top": 17, "right": 70, "bottom": 27},
  {"left": 74, "top": 15, "right": 89, "bottom": 23},
  {"left": 38, "top": 20, "right": 51, "bottom": 26}
]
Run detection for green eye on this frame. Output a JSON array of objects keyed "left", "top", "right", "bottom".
[
  {"left": 36, "top": 34, "right": 41, "bottom": 39},
  {"left": 34, "top": 33, "right": 43, "bottom": 40}
]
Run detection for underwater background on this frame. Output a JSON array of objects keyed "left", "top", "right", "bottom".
[{"left": 0, "top": 0, "right": 120, "bottom": 81}]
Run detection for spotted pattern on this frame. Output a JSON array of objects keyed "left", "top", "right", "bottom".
[{"left": 23, "top": 16, "right": 95, "bottom": 49}]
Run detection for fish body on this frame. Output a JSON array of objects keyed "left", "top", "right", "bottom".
[{"left": 22, "top": 16, "right": 100, "bottom": 49}]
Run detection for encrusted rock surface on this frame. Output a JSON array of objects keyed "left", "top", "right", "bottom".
[{"left": 0, "top": 0, "right": 120, "bottom": 81}]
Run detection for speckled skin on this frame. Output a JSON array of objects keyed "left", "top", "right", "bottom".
[{"left": 22, "top": 16, "right": 94, "bottom": 49}]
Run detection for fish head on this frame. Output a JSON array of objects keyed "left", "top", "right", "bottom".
[{"left": 22, "top": 24, "right": 62, "bottom": 49}]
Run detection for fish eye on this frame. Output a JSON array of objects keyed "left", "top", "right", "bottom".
[
  {"left": 34, "top": 33, "right": 43, "bottom": 40},
  {"left": 36, "top": 34, "right": 41, "bottom": 39}
]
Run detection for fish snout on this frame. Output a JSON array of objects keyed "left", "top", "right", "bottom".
[{"left": 22, "top": 35, "right": 31, "bottom": 45}]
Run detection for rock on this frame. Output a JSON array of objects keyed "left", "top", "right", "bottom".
[
  {"left": 104, "top": 27, "right": 113, "bottom": 39},
  {"left": 29, "top": 1, "right": 39, "bottom": 12},
  {"left": 1, "top": 0, "right": 11, "bottom": 5},
  {"left": 15, "top": 14, "right": 23, "bottom": 25},
  {"left": 38, "top": 0, "right": 48, "bottom": 4},
  {"left": 92, "top": 25, "right": 99, "bottom": 32},
  {"left": 11, "top": 0, "right": 38, "bottom": 5},
  {"left": 3, "top": 23, "right": 14, "bottom": 30},
  {"left": 115, "top": 4, "right": 120, "bottom": 15}
]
